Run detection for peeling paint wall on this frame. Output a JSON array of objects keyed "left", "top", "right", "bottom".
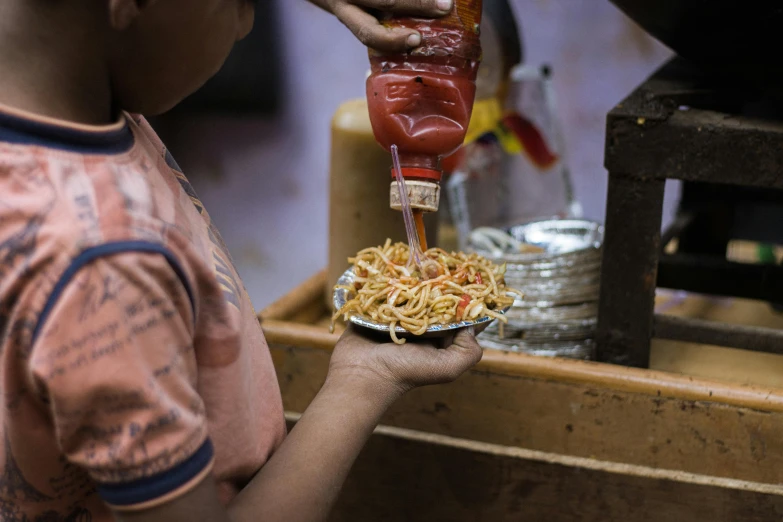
[{"left": 171, "top": 0, "right": 677, "bottom": 309}]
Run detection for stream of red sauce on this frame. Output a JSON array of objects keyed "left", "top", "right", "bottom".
[{"left": 413, "top": 210, "right": 428, "bottom": 252}]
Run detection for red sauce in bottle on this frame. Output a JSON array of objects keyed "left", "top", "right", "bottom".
[{"left": 366, "top": 0, "right": 483, "bottom": 183}]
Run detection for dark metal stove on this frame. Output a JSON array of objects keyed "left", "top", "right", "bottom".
[{"left": 596, "top": 57, "right": 783, "bottom": 368}]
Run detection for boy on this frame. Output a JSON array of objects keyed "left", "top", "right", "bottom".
[{"left": 0, "top": 0, "right": 480, "bottom": 521}]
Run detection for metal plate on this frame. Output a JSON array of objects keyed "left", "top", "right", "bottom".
[
  {"left": 485, "top": 317, "right": 596, "bottom": 346},
  {"left": 459, "top": 220, "right": 603, "bottom": 358},
  {"left": 505, "top": 260, "right": 603, "bottom": 280},
  {"left": 505, "top": 254, "right": 603, "bottom": 273},
  {"left": 333, "top": 268, "right": 511, "bottom": 339},
  {"left": 471, "top": 220, "right": 603, "bottom": 267},
  {"left": 511, "top": 219, "right": 603, "bottom": 254},
  {"left": 472, "top": 220, "right": 602, "bottom": 264},
  {"left": 505, "top": 274, "right": 600, "bottom": 293},
  {"left": 510, "top": 291, "right": 599, "bottom": 309},
  {"left": 506, "top": 302, "right": 599, "bottom": 324},
  {"left": 486, "top": 318, "right": 597, "bottom": 340},
  {"left": 479, "top": 335, "right": 596, "bottom": 360}
]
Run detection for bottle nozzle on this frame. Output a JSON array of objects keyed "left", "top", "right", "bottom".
[{"left": 389, "top": 180, "right": 440, "bottom": 212}]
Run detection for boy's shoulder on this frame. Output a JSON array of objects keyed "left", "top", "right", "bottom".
[
  {"left": 0, "top": 108, "right": 220, "bottom": 340},
  {"left": 0, "top": 110, "right": 204, "bottom": 258}
]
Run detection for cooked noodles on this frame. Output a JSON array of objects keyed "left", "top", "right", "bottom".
[{"left": 331, "top": 239, "right": 522, "bottom": 344}]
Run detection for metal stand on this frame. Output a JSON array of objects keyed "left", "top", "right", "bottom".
[{"left": 597, "top": 58, "right": 783, "bottom": 367}]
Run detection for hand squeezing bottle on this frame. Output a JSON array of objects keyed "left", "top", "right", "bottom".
[{"left": 366, "top": 0, "right": 483, "bottom": 214}]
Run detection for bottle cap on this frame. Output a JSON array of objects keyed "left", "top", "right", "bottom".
[{"left": 389, "top": 180, "right": 440, "bottom": 213}]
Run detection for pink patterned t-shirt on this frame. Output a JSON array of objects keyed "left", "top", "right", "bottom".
[{"left": 0, "top": 106, "right": 286, "bottom": 521}]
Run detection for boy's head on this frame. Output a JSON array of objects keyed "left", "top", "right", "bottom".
[{"left": 108, "top": 0, "right": 255, "bottom": 115}]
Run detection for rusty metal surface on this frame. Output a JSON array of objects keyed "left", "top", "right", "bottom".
[
  {"left": 657, "top": 254, "right": 783, "bottom": 303},
  {"left": 654, "top": 315, "right": 783, "bottom": 355},
  {"left": 596, "top": 175, "right": 664, "bottom": 367},
  {"left": 598, "top": 57, "right": 783, "bottom": 367},
  {"left": 605, "top": 59, "right": 783, "bottom": 187}
]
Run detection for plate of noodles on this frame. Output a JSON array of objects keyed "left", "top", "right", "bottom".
[{"left": 331, "top": 240, "right": 522, "bottom": 344}]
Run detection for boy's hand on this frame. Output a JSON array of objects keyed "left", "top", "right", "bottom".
[
  {"left": 328, "top": 325, "right": 483, "bottom": 398},
  {"left": 309, "top": 0, "right": 453, "bottom": 52}
]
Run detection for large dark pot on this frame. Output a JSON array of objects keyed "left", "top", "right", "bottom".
[{"left": 610, "top": 1, "right": 783, "bottom": 87}]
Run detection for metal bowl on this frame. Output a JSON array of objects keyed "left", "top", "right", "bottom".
[
  {"left": 510, "top": 219, "right": 603, "bottom": 257},
  {"left": 333, "top": 268, "right": 511, "bottom": 339},
  {"left": 475, "top": 220, "right": 603, "bottom": 265}
]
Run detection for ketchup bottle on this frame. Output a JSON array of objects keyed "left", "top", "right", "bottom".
[{"left": 366, "top": 0, "right": 483, "bottom": 213}]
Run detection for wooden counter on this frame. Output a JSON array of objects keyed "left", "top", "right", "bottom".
[{"left": 262, "top": 271, "right": 783, "bottom": 521}]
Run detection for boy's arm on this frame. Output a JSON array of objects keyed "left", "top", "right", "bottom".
[
  {"left": 116, "top": 327, "right": 482, "bottom": 522},
  {"left": 306, "top": 0, "right": 453, "bottom": 52}
]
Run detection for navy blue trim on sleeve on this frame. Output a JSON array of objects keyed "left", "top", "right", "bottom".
[
  {"left": 0, "top": 110, "right": 133, "bottom": 154},
  {"left": 96, "top": 439, "right": 214, "bottom": 507},
  {"left": 32, "top": 241, "right": 196, "bottom": 344}
]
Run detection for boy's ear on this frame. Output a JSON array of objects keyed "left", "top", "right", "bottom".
[{"left": 108, "top": 0, "right": 157, "bottom": 31}]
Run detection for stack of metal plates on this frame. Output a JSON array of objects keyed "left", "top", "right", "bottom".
[{"left": 475, "top": 219, "right": 603, "bottom": 360}]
